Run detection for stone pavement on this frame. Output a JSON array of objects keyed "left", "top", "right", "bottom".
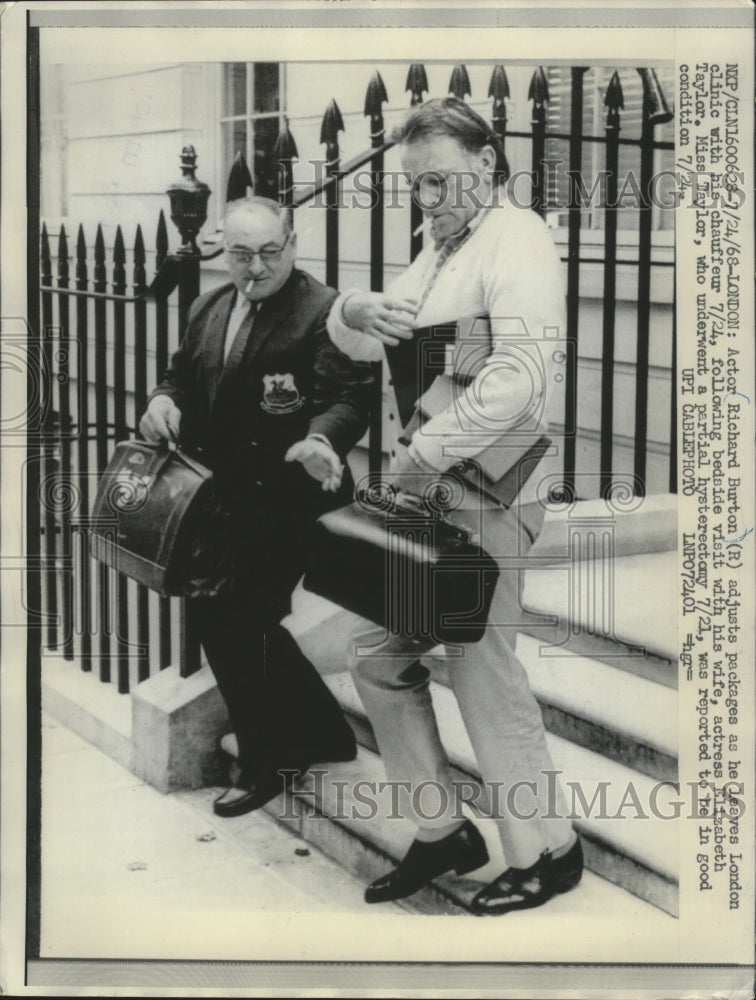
[
  {"left": 39, "top": 712, "right": 404, "bottom": 962},
  {"left": 39, "top": 711, "right": 678, "bottom": 967}
]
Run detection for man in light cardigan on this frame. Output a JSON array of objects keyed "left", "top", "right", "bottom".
[{"left": 327, "top": 97, "right": 582, "bottom": 914}]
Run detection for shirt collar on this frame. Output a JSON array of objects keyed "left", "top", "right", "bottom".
[{"left": 433, "top": 205, "right": 490, "bottom": 252}]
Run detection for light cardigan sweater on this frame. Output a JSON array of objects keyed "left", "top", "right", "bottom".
[{"left": 327, "top": 196, "right": 567, "bottom": 505}]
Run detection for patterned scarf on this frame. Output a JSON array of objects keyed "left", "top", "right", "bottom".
[{"left": 416, "top": 224, "right": 475, "bottom": 312}]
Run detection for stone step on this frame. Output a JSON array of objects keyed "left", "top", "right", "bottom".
[
  {"left": 289, "top": 596, "right": 678, "bottom": 784},
  {"left": 521, "top": 550, "right": 678, "bottom": 666},
  {"left": 515, "top": 614, "right": 677, "bottom": 690},
  {"left": 318, "top": 671, "right": 679, "bottom": 917},
  {"left": 423, "top": 633, "right": 678, "bottom": 782},
  {"left": 253, "top": 744, "right": 676, "bottom": 933}
]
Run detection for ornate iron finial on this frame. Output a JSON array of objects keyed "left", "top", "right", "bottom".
[
  {"left": 273, "top": 121, "right": 299, "bottom": 163},
  {"left": 528, "top": 66, "right": 549, "bottom": 110},
  {"left": 320, "top": 99, "right": 345, "bottom": 162},
  {"left": 364, "top": 70, "right": 389, "bottom": 131},
  {"left": 637, "top": 68, "right": 674, "bottom": 126},
  {"left": 488, "top": 64, "right": 510, "bottom": 103},
  {"left": 226, "top": 151, "right": 253, "bottom": 204},
  {"left": 488, "top": 65, "right": 510, "bottom": 137},
  {"left": 167, "top": 146, "right": 211, "bottom": 255},
  {"left": 449, "top": 64, "right": 471, "bottom": 99},
  {"left": 604, "top": 71, "right": 624, "bottom": 128},
  {"left": 405, "top": 64, "right": 428, "bottom": 106}
]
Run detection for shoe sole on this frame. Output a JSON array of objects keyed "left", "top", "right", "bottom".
[
  {"left": 365, "top": 847, "right": 489, "bottom": 904},
  {"left": 471, "top": 870, "right": 582, "bottom": 916}
]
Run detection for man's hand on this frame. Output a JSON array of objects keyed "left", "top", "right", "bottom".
[
  {"left": 342, "top": 291, "right": 418, "bottom": 347},
  {"left": 285, "top": 437, "right": 344, "bottom": 492},
  {"left": 139, "top": 395, "right": 181, "bottom": 443}
]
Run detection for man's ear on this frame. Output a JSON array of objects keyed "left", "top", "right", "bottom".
[{"left": 478, "top": 144, "right": 497, "bottom": 181}]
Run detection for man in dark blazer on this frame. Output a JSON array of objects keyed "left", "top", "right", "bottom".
[{"left": 140, "top": 196, "right": 373, "bottom": 817}]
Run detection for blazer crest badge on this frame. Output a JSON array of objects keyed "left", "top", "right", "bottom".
[{"left": 261, "top": 373, "right": 305, "bottom": 414}]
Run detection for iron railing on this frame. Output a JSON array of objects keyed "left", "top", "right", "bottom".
[{"left": 37, "top": 61, "right": 676, "bottom": 693}]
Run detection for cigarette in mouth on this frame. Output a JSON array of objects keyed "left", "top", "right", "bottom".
[
  {"left": 245, "top": 278, "right": 256, "bottom": 294},
  {"left": 412, "top": 223, "right": 424, "bottom": 237}
]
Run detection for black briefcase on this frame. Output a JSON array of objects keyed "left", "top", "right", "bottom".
[
  {"left": 90, "top": 440, "right": 234, "bottom": 597},
  {"left": 304, "top": 487, "right": 500, "bottom": 645}
]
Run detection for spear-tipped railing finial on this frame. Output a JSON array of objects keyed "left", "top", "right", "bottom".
[
  {"left": 405, "top": 64, "right": 428, "bottom": 106},
  {"left": 320, "top": 98, "right": 345, "bottom": 161},
  {"left": 226, "top": 150, "right": 253, "bottom": 203},
  {"left": 488, "top": 65, "right": 510, "bottom": 138},
  {"left": 604, "top": 70, "right": 624, "bottom": 128},
  {"left": 364, "top": 70, "right": 389, "bottom": 131},
  {"left": 449, "top": 64, "right": 471, "bottom": 100},
  {"left": 528, "top": 66, "right": 549, "bottom": 119}
]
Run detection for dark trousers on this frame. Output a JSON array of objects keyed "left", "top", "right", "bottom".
[{"left": 191, "top": 572, "right": 355, "bottom": 782}]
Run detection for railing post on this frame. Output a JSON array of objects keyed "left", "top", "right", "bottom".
[
  {"left": 74, "top": 224, "right": 92, "bottom": 670},
  {"left": 56, "top": 225, "right": 74, "bottom": 661},
  {"left": 111, "top": 226, "right": 131, "bottom": 692},
  {"left": 320, "top": 99, "right": 344, "bottom": 289},
  {"left": 405, "top": 64, "right": 428, "bottom": 262},
  {"left": 40, "top": 225, "right": 58, "bottom": 652},
  {"left": 133, "top": 225, "right": 151, "bottom": 682},
  {"left": 488, "top": 65, "right": 510, "bottom": 149},
  {"left": 634, "top": 68, "right": 674, "bottom": 496},
  {"left": 365, "top": 70, "right": 388, "bottom": 478},
  {"left": 166, "top": 146, "right": 211, "bottom": 678},
  {"left": 528, "top": 66, "right": 549, "bottom": 216},
  {"left": 564, "top": 67, "right": 588, "bottom": 498},
  {"left": 93, "top": 224, "right": 112, "bottom": 681},
  {"left": 600, "top": 71, "right": 623, "bottom": 499}
]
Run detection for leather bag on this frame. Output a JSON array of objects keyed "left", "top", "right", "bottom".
[
  {"left": 304, "top": 486, "right": 500, "bottom": 645},
  {"left": 90, "top": 440, "right": 235, "bottom": 597},
  {"left": 303, "top": 315, "right": 552, "bottom": 644}
]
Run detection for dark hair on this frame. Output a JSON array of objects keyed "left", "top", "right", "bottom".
[{"left": 391, "top": 97, "right": 510, "bottom": 184}]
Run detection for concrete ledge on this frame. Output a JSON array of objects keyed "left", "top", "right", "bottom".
[
  {"left": 532, "top": 493, "right": 677, "bottom": 562},
  {"left": 41, "top": 657, "right": 133, "bottom": 773},
  {"left": 131, "top": 664, "right": 230, "bottom": 794}
]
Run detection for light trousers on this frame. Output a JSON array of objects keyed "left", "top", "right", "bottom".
[{"left": 347, "top": 499, "right": 573, "bottom": 869}]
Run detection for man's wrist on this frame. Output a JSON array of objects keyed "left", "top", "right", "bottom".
[
  {"left": 339, "top": 291, "right": 360, "bottom": 328},
  {"left": 307, "top": 432, "right": 334, "bottom": 451}
]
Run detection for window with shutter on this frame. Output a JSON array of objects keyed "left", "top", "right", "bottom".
[
  {"left": 220, "top": 63, "right": 286, "bottom": 202},
  {"left": 544, "top": 65, "right": 675, "bottom": 234}
]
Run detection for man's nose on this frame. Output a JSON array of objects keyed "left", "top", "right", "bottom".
[{"left": 247, "top": 255, "right": 268, "bottom": 275}]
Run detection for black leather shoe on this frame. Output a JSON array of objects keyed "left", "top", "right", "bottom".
[
  {"left": 365, "top": 820, "right": 488, "bottom": 904},
  {"left": 470, "top": 837, "right": 583, "bottom": 915},
  {"left": 213, "top": 766, "right": 302, "bottom": 818}
]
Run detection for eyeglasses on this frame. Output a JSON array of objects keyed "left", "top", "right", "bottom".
[{"left": 225, "top": 234, "right": 291, "bottom": 266}]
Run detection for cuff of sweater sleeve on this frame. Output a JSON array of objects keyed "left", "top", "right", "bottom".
[{"left": 408, "top": 434, "right": 457, "bottom": 473}]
